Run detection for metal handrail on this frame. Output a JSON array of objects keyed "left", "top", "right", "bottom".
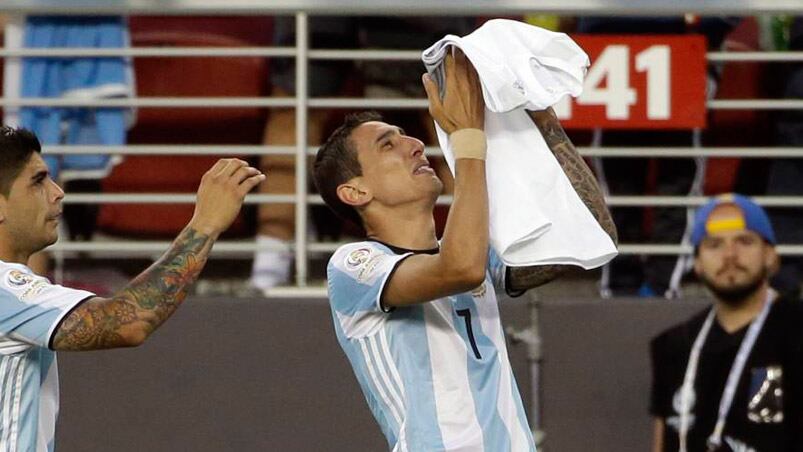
[
  {"left": 0, "top": 0, "right": 800, "bottom": 16},
  {"left": 59, "top": 193, "right": 803, "bottom": 208},
  {"left": 0, "top": 97, "right": 297, "bottom": 108},
  {"left": 4, "top": 97, "right": 802, "bottom": 110},
  {"left": 3, "top": 48, "right": 802, "bottom": 62},
  {"left": 39, "top": 145, "right": 803, "bottom": 158},
  {"left": 707, "top": 51, "right": 803, "bottom": 62},
  {"left": 45, "top": 240, "right": 803, "bottom": 257},
  {"left": 707, "top": 99, "right": 803, "bottom": 110},
  {"left": 293, "top": 13, "right": 310, "bottom": 285},
  {"left": 0, "top": 47, "right": 297, "bottom": 57}
]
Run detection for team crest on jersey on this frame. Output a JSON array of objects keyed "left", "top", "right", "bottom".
[
  {"left": 345, "top": 248, "right": 372, "bottom": 269},
  {"left": 471, "top": 282, "right": 486, "bottom": 298},
  {"left": 21, "top": 281, "right": 49, "bottom": 301},
  {"left": 357, "top": 255, "right": 384, "bottom": 282},
  {"left": 6, "top": 270, "right": 34, "bottom": 288},
  {"left": 3, "top": 269, "right": 51, "bottom": 301}
]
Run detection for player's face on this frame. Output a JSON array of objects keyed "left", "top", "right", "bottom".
[
  {"left": 0, "top": 153, "right": 64, "bottom": 253},
  {"left": 694, "top": 204, "right": 776, "bottom": 304},
  {"left": 351, "top": 121, "right": 443, "bottom": 206}
]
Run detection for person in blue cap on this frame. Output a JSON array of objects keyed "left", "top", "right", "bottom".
[{"left": 649, "top": 194, "right": 802, "bottom": 452}]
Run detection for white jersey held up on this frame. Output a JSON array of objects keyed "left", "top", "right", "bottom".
[
  {"left": 0, "top": 260, "right": 94, "bottom": 452},
  {"left": 327, "top": 240, "right": 536, "bottom": 452}
]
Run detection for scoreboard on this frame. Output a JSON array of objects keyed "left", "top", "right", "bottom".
[{"left": 557, "top": 35, "right": 708, "bottom": 129}]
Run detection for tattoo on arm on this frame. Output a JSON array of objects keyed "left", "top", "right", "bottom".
[
  {"left": 529, "top": 107, "right": 618, "bottom": 244},
  {"left": 503, "top": 108, "right": 619, "bottom": 292},
  {"left": 507, "top": 265, "right": 566, "bottom": 292},
  {"left": 52, "top": 227, "right": 214, "bottom": 351}
]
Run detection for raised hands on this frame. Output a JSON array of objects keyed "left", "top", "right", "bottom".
[
  {"left": 422, "top": 48, "right": 485, "bottom": 134},
  {"left": 189, "top": 158, "right": 266, "bottom": 237}
]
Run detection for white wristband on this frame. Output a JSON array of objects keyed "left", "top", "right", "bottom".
[{"left": 450, "top": 128, "right": 487, "bottom": 161}]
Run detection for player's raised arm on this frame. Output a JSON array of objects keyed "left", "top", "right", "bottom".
[
  {"left": 382, "top": 49, "right": 489, "bottom": 307},
  {"left": 529, "top": 107, "right": 617, "bottom": 244},
  {"left": 499, "top": 108, "right": 619, "bottom": 293},
  {"left": 51, "top": 159, "right": 265, "bottom": 351}
]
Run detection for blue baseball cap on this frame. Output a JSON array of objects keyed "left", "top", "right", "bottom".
[{"left": 691, "top": 193, "right": 776, "bottom": 247}]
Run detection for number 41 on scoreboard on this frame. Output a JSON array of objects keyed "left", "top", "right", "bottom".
[{"left": 556, "top": 35, "right": 707, "bottom": 129}]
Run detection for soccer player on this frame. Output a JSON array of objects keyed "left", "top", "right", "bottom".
[
  {"left": 313, "top": 50, "right": 617, "bottom": 451},
  {"left": 0, "top": 126, "right": 264, "bottom": 451}
]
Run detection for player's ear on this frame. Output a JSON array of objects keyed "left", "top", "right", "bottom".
[{"left": 337, "top": 177, "right": 372, "bottom": 208}]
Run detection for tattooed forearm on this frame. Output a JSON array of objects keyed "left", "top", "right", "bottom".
[
  {"left": 507, "top": 265, "right": 566, "bottom": 292},
  {"left": 503, "top": 109, "right": 619, "bottom": 292},
  {"left": 52, "top": 227, "right": 214, "bottom": 351},
  {"left": 528, "top": 108, "right": 618, "bottom": 245}
]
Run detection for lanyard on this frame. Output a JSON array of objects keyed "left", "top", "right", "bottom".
[{"left": 678, "top": 290, "right": 774, "bottom": 452}]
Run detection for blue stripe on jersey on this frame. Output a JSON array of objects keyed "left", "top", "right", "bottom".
[
  {"left": 0, "top": 288, "right": 59, "bottom": 347},
  {"left": 38, "top": 347, "right": 55, "bottom": 382},
  {"left": 0, "top": 352, "right": 25, "bottom": 450},
  {"left": 334, "top": 324, "right": 401, "bottom": 448},
  {"left": 368, "top": 340, "right": 404, "bottom": 447},
  {"left": 327, "top": 266, "right": 381, "bottom": 317},
  {"left": 19, "top": 349, "right": 48, "bottom": 452},
  {"left": 487, "top": 249, "right": 507, "bottom": 294},
  {"left": 0, "top": 355, "right": 12, "bottom": 445},
  {"left": 452, "top": 295, "right": 513, "bottom": 451},
  {"left": 387, "top": 307, "right": 446, "bottom": 451}
]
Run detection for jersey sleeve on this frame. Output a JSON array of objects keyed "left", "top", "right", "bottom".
[
  {"left": 0, "top": 266, "right": 94, "bottom": 352},
  {"left": 488, "top": 247, "right": 525, "bottom": 298},
  {"left": 327, "top": 243, "right": 412, "bottom": 339}
]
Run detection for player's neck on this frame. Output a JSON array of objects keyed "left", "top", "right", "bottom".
[
  {"left": 363, "top": 204, "right": 438, "bottom": 251},
  {"left": 0, "top": 233, "right": 32, "bottom": 265},
  {"left": 715, "top": 283, "right": 772, "bottom": 334}
]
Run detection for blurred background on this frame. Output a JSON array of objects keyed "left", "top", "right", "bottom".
[{"left": 1, "top": 0, "right": 801, "bottom": 450}]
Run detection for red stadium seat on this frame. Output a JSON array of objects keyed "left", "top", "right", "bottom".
[{"left": 97, "top": 18, "right": 272, "bottom": 238}]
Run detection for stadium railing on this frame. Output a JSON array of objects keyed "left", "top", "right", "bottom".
[{"left": 1, "top": 0, "right": 802, "bottom": 294}]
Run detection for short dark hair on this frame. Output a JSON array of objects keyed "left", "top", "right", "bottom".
[
  {"left": 0, "top": 126, "right": 42, "bottom": 196},
  {"left": 313, "top": 111, "right": 382, "bottom": 226}
]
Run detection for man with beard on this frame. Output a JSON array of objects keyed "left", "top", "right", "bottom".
[{"left": 650, "top": 194, "right": 803, "bottom": 452}]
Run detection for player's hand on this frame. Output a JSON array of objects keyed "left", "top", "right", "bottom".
[
  {"left": 422, "top": 48, "right": 485, "bottom": 134},
  {"left": 188, "top": 158, "right": 266, "bottom": 237}
]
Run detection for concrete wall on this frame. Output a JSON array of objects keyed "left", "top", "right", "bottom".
[
  {"left": 538, "top": 298, "right": 705, "bottom": 452},
  {"left": 55, "top": 296, "right": 706, "bottom": 451}
]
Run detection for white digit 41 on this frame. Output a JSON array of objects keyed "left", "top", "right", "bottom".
[
  {"left": 577, "top": 45, "right": 636, "bottom": 119},
  {"left": 635, "top": 45, "right": 671, "bottom": 119},
  {"left": 574, "top": 45, "right": 671, "bottom": 121}
]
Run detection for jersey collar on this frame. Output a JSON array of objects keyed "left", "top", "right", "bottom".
[{"left": 367, "top": 238, "right": 439, "bottom": 255}]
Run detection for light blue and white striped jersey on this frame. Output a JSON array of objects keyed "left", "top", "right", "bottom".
[
  {"left": 0, "top": 260, "right": 94, "bottom": 452},
  {"left": 327, "top": 240, "right": 536, "bottom": 452}
]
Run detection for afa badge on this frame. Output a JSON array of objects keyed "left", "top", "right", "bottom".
[
  {"left": 6, "top": 270, "right": 34, "bottom": 288},
  {"left": 345, "top": 248, "right": 372, "bottom": 269}
]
